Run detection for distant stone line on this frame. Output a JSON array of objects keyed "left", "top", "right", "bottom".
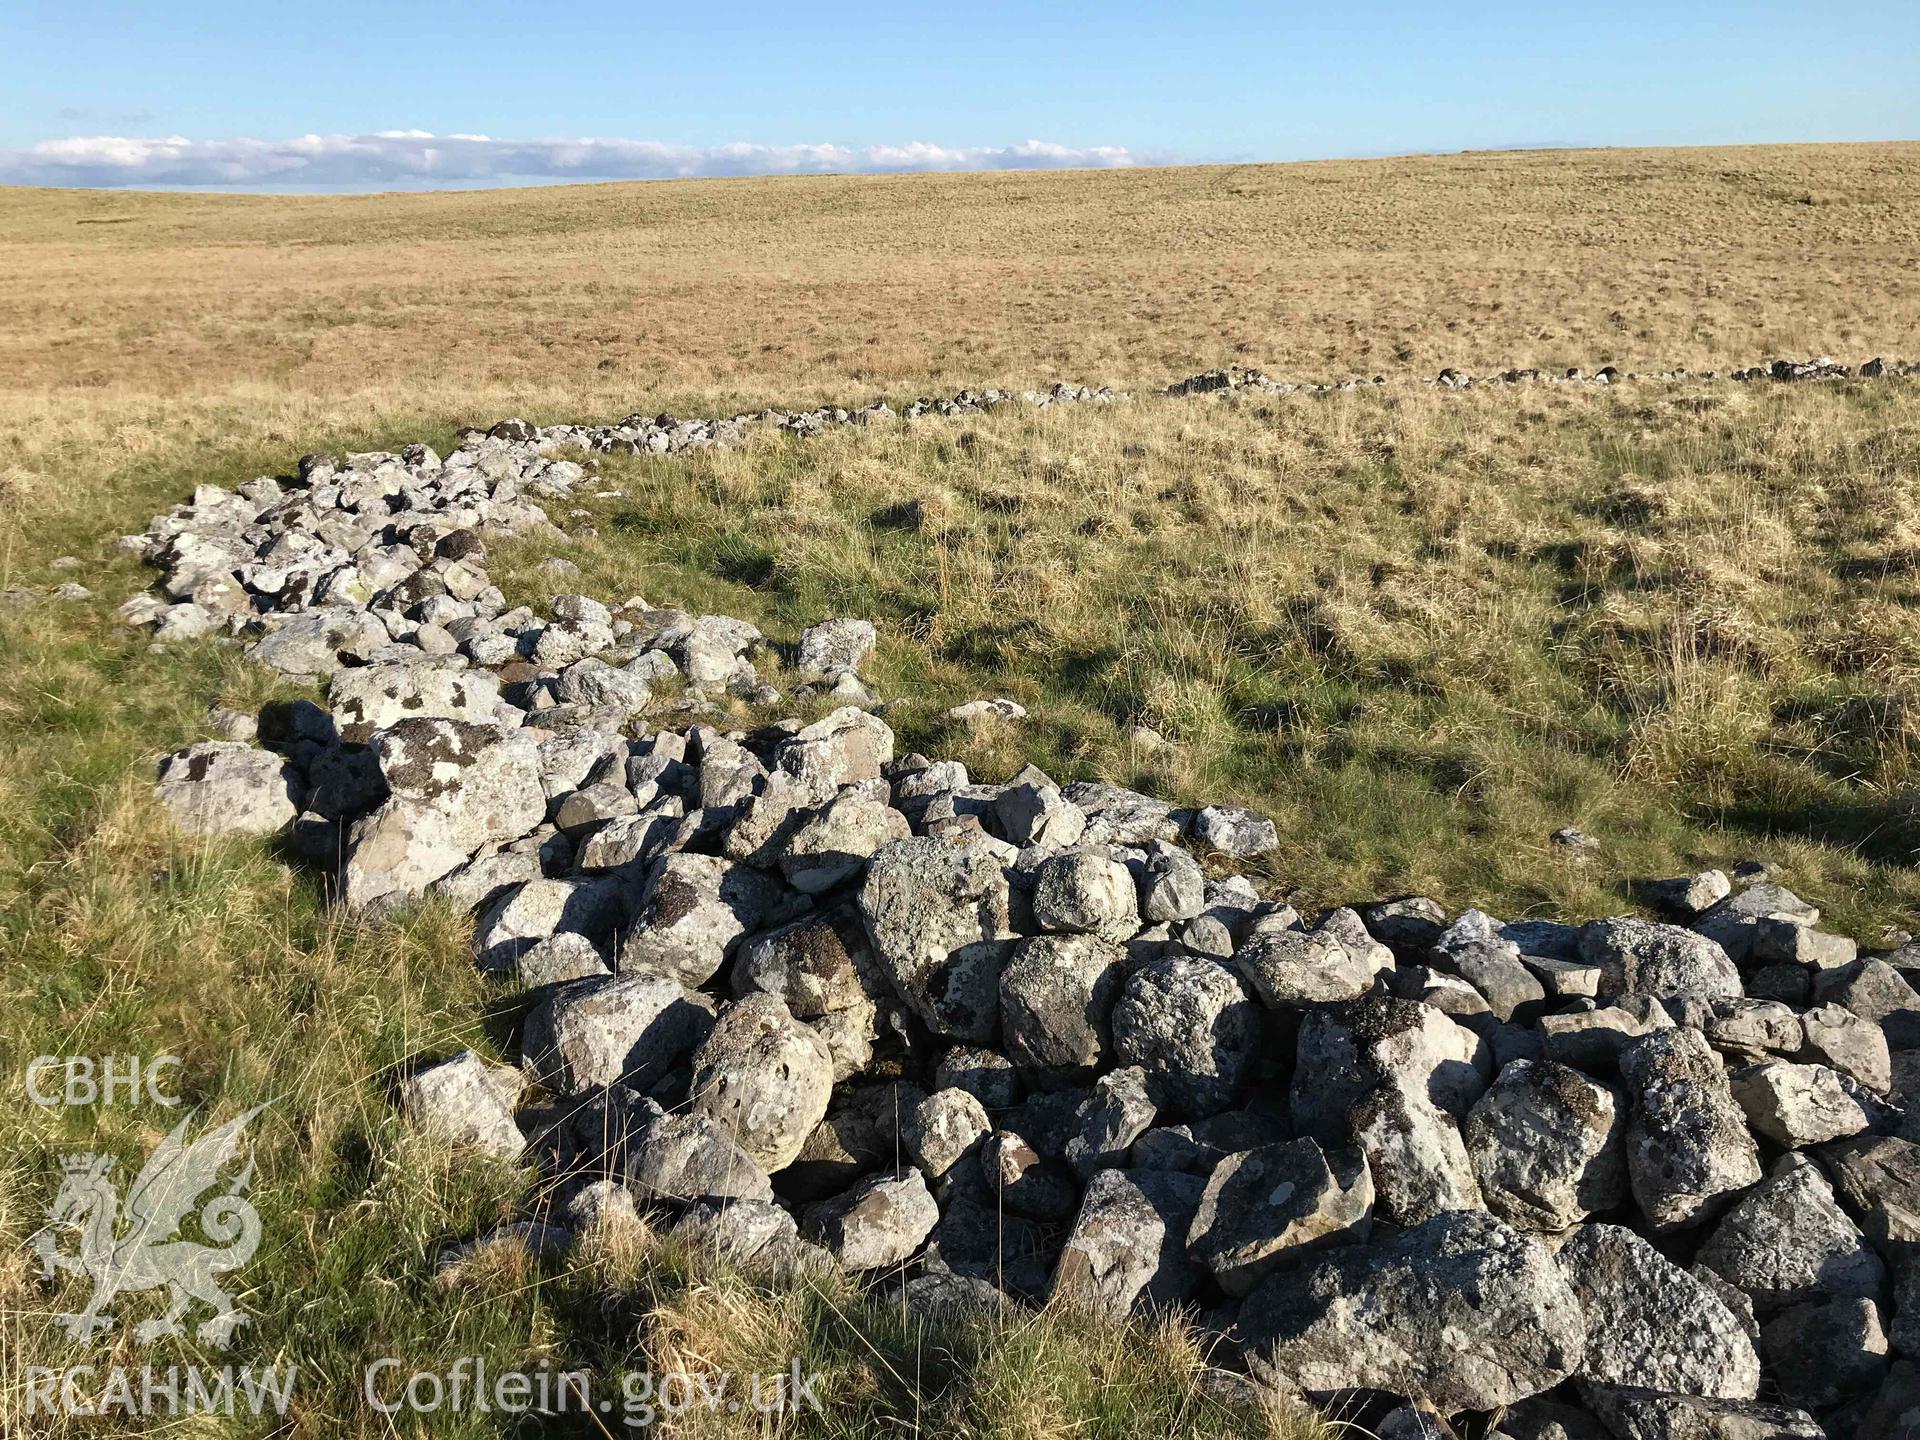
[{"left": 480, "top": 353, "right": 1917, "bottom": 462}]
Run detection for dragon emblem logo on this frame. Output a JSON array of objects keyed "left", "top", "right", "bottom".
[{"left": 28, "top": 1105, "right": 266, "bottom": 1346}]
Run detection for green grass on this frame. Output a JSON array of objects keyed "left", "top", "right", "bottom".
[
  {"left": 486, "top": 376, "right": 1920, "bottom": 937},
  {"left": 0, "top": 412, "right": 1308, "bottom": 1436}
]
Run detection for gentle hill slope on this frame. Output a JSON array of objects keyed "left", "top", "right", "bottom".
[{"left": 4, "top": 143, "right": 1920, "bottom": 409}]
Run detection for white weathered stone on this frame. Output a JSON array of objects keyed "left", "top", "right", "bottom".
[
  {"left": 687, "top": 993, "right": 836, "bottom": 1172},
  {"left": 154, "top": 741, "right": 301, "bottom": 837},
  {"left": 401, "top": 1051, "right": 523, "bottom": 1158}
]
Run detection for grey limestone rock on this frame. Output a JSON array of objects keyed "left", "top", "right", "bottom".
[
  {"left": 1240, "top": 1210, "right": 1586, "bottom": 1411},
  {"left": 1186, "top": 1137, "right": 1373, "bottom": 1297}
]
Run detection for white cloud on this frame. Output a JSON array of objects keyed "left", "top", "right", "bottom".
[{"left": 0, "top": 130, "right": 1153, "bottom": 190}]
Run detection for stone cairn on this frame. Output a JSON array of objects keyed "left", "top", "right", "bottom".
[{"left": 119, "top": 362, "right": 1920, "bottom": 1440}]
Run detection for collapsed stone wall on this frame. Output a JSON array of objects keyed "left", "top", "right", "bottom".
[
  {"left": 532, "top": 352, "right": 1920, "bottom": 461},
  {"left": 109, "top": 365, "right": 1920, "bottom": 1440},
  {"left": 357, "top": 352, "right": 1920, "bottom": 467},
  {"left": 1175, "top": 352, "right": 1919, "bottom": 399}
]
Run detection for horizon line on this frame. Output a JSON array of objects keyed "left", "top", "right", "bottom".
[{"left": 2, "top": 132, "right": 1915, "bottom": 198}]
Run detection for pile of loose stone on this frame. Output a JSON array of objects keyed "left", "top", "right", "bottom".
[{"left": 125, "top": 420, "right": 1920, "bottom": 1440}]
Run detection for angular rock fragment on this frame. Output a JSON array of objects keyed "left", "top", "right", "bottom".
[
  {"left": 933, "top": 1045, "right": 1022, "bottom": 1109},
  {"left": 1752, "top": 916, "right": 1857, "bottom": 969},
  {"left": 1619, "top": 1027, "right": 1763, "bottom": 1230},
  {"left": 1556, "top": 1222, "right": 1760, "bottom": 1399},
  {"left": 731, "top": 909, "right": 873, "bottom": 1018},
  {"left": 1111, "top": 956, "right": 1264, "bottom": 1119},
  {"left": 1820, "top": 1135, "right": 1920, "bottom": 1359},
  {"left": 667, "top": 1198, "right": 800, "bottom": 1266},
  {"left": 687, "top": 993, "right": 835, "bottom": 1172},
  {"left": 1539, "top": 994, "right": 1675, "bottom": 1073},
  {"left": 775, "top": 706, "right": 893, "bottom": 801},
  {"left": 1192, "top": 804, "right": 1278, "bottom": 858},
  {"left": 1579, "top": 917, "right": 1742, "bottom": 1003},
  {"left": 1233, "top": 928, "right": 1375, "bottom": 1008},
  {"left": 401, "top": 1051, "right": 523, "bottom": 1158},
  {"left": 1759, "top": 1296, "right": 1889, "bottom": 1409},
  {"left": 1138, "top": 840, "right": 1205, "bottom": 923},
  {"left": 331, "top": 663, "right": 514, "bottom": 744},
  {"left": 900, "top": 1086, "right": 991, "bottom": 1184},
  {"left": 1577, "top": 1386, "right": 1824, "bottom": 1440},
  {"left": 1240, "top": 1210, "right": 1586, "bottom": 1410},
  {"left": 1359, "top": 896, "right": 1448, "bottom": 957},
  {"left": 1648, "top": 868, "right": 1733, "bottom": 919},
  {"left": 777, "top": 793, "right": 910, "bottom": 894},
  {"left": 857, "top": 835, "right": 1012, "bottom": 1043},
  {"left": 1030, "top": 851, "right": 1140, "bottom": 941},
  {"left": 154, "top": 741, "right": 302, "bottom": 837},
  {"left": 1464, "top": 1059, "right": 1626, "bottom": 1232},
  {"left": 802, "top": 1168, "right": 938, "bottom": 1270},
  {"left": 1700, "top": 997, "right": 1803, "bottom": 1062},
  {"left": 1802, "top": 1002, "right": 1893, "bottom": 1093},
  {"left": 247, "top": 606, "right": 388, "bottom": 677},
  {"left": 1315, "top": 905, "right": 1396, "bottom": 976},
  {"left": 1445, "top": 939, "right": 1549, "bottom": 1023},
  {"left": 979, "top": 1130, "right": 1078, "bottom": 1219},
  {"left": 342, "top": 798, "right": 471, "bottom": 912},
  {"left": 1051, "top": 1167, "right": 1207, "bottom": 1317},
  {"left": 1290, "top": 995, "right": 1490, "bottom": 1145},
  {"left": 521, "top": 973, "right": 716, "bottom": 1095},
  {"left": 625, "top": 1103, "right": 774, "bottom": 1205},
  {"left": 1062, "top": 781, "right": 1182, "bottom": 847},
  {"left": 1350, "top": 1074, "right": 1484, "bottom": 1225},
  {"left": 1693, "top": 881, "right": 1820, "bottom": 966},
  {"left": 473, "top": 876, "right": 622, "bottom": 974},
  {"left": 999, "top": 933, "right": 1125, "bottom": 1088},
  {"left": 1696, "top": 1155, "right": 1887, "bottom": 1315},
  {"left": 515, "top": 932, "right": 610, "bottom": 988},
  {"left": 621, "top": 853, "right": 785, "bottom": 987},
  {"left": 370, "top": 717, "right": 544, "bottom": 846},
  {"left": 794, "top": 618, "right": 876, "bottom": 683},
  {"left": 1816, "top": 959, "right": 1920, "bottom": 1049},
  {"left": 994, "top": 773, "right": 1087, "bottom": 850},
  {"left": 1186, "top": 1137, "right": 1373, "bottom": 1297},
  {"left": 1730, "top": 1060, "right": 1873, "bottom": 1147},
  {"left": 1059, "top": 1065, "right": 1158, "bottom": 1179}
]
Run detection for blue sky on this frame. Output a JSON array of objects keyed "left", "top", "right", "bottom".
[{"left": 3, "top": 0, "right": 1917, "bottom": 189}]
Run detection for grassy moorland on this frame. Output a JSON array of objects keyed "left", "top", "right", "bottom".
[
  {"left": 3, "top": 143, "right": 1919, "bottom": 411},
  {"left": 526, "top": 376, "right": 1920, "bottom": 932},
  {"left": 3, "top": 147, "right": 1920, "bottom": 1436}
]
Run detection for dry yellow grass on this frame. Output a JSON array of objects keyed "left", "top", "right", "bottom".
[{"left": 5, "top": 143, "right": 1920, "bottom": 417}]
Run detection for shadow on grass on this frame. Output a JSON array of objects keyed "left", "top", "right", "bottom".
[{"left": 1703, "top": 790, "right": 1920, "bottom": 870}]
